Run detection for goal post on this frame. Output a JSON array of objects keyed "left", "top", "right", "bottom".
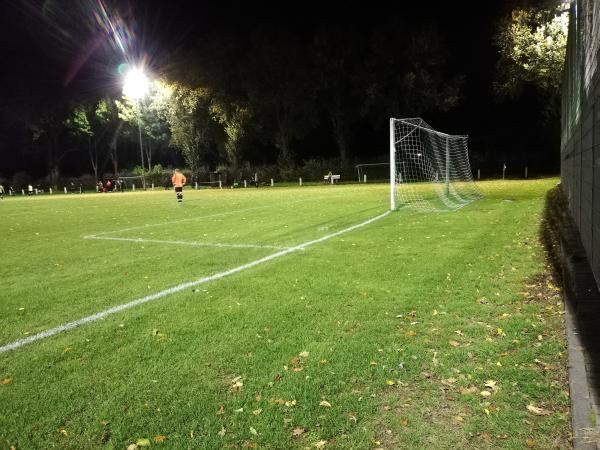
[
  {"left": 389, "top": 118, "right": 396, "bottom": 210},
  {"left": 389, "top": 117, "right": 483, "bottom": 211}
]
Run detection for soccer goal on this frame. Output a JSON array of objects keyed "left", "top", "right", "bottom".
[
  {"left": 389, "top": 118, "right": 483, "bottom": 211},
  {"left": 355, "top": 163, "right": 389, "bottom": 183},
  {"left": 117, "top": 175, "right": 146, "bottom": 191}
]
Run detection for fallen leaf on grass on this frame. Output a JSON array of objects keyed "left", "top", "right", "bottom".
[
  {"left": 1, "top": 377, "right": 12, "bottom": 385},
  {"left": 250, "top": 427, "right": 258, "bottom": 436},
  {"left": 459, "top": 386, "right": 478, "bottom": 395},
  {"left": 216, "top": 404, "right": 225, "bottom": 415},
  {"left": 292, "top": 427, "right": 306, "bottom": 437},
  {"left": 127, "top": 445, "right": 138, "bottom": 450},
  {"left": 484, "top": 380, "right": 498, "bottom": 389},
  {"left": 153, "top": 435, "right": 167, "bottom": 443},
  {"left": 527, "top": 404, "right": 551, "bottom": 416},
  {"left": 218, "top": 427, "right": 226, "bottom": 437},
  {"left": 136, "top": 438, "right": 150, "bottom": 446},
  {"left": 230, "top": 376, "right": 244, "bottom": 391},
  {"left": 252, "top": 408, "right": 263, "bottom": 415},
  {"left": 479, "top": 391, "right": 491, "bottom": 397},
  {"left": 526, "top": 438, "right": 537, "bottom": 447},
  {"left": 299, "top": 351, "right": 310, "bottom": 358},
  {"left": 101, "top": 429, "right": 111, "bottom": 443},
  {"left": 319, "top": 400, "right": 332, "bottom": 407},
  {"left": 314, "top": 440, "right": 327, "bottom": 448},
  {"left": 449, "top": 340, "right": 460, "bottom": 347}
]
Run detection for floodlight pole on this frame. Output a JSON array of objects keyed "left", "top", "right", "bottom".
[
  {"left": 137, "top": 101, "right": 146, "bottom": 190},
  {"left": 123, "top": 67, "right": 149, "bottom": 190},
  {"left": 138, "top": 108, "right": 146, "bottom": 190}
]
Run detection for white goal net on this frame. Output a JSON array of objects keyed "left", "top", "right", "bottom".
[{"left": 390, "top": 117, "right": 483, "bottom": 211}]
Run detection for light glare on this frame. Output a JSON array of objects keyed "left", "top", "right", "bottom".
[{"left": 123, "top": 67, "right": 149, "bottom": 99}]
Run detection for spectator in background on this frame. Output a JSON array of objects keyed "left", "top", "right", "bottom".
[
  {"left": 0, "top": 184, "right": 4, "bottom": 199},
  {"left": 27, "top": 184, "right": 33, "bottom": 195}
]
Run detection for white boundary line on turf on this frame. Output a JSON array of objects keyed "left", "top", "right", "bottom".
[
  {"left": 84, "top": 235, "right": 291, "bottom": 250},
  {"left": 0, "top": 210, "right": 391, "bottom": 354}
]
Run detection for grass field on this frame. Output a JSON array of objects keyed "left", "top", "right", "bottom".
[{"left": 0, "top": 179, "right": 569, "bottom": 449}]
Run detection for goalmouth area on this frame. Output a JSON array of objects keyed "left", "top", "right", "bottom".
[{"left": 0, "top": 180, "right": 570, "bottom": 448}]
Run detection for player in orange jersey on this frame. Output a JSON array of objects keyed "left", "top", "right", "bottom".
[{"left": 171, "top": 168, "right": 187, "bottom": 203}]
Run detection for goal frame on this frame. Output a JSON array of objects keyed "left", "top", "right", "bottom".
[{"left": 389, "top": 117, "right": 481, "bottom": 211}]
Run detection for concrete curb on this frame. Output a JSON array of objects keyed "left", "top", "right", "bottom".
[
  {"left": 565, "top": 299, "right": 599, "bottom": 449},
  {"left": 544, "top": 186, "right": 600, "bottom": 449}
]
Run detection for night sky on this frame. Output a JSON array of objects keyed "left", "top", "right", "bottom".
[{"left": 0, "top": 1, "right": 556, "bottom": 182}]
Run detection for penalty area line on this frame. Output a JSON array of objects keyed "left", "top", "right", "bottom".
[{"left": 0, "top": 210, "right": 391, "bottom": 354}]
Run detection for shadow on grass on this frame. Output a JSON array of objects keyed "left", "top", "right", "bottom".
[{"left": 541, "top": 185, "right": 600, "bottom": 405}]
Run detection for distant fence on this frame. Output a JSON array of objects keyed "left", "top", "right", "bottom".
[{"left": 561, "top": 0, "right": 600, "bottom": 282}]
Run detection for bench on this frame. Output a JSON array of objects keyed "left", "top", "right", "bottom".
[{"left": 323, "top": 174, "right": 341, "bottom": 184}]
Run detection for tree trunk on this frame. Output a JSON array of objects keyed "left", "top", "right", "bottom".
[
  {"left": 47, "top": 134, "right": 60, "bottom": 189},
  {"left": 88, "top": 137, "right": 98, "bottom": 182},
  {"left": 145, "top": 141, "right": 152, "bottom": 172},
  {"left": 275, "top": 112, "right": 293, "bottom": 166},
  {"left": 331, "top": 107, "right": 347, "bottom": 164}
]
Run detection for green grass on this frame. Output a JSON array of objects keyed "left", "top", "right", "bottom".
[{"left": 0, "top": 179, "right": 569, "bottom": 449}]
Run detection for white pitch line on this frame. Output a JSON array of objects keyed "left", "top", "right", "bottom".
[
  {"left": 0, "top": 210, "right": 390, "bottom": 354},
  {"left": 84, "top": 235, "right": 291, "bottom": 250}
]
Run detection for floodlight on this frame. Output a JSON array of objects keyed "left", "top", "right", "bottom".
[{"left": 123, "top": 67, "right": 149, "bottom": 99}]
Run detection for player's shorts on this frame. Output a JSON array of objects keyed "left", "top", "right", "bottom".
[{"left": 175, "top": 186, "right": 183, "bottom": 193}]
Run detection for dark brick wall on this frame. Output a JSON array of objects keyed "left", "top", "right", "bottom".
[{"left": 562, "top": 0, "right": 600, "bottom": 287}]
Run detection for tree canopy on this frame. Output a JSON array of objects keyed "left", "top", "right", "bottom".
[{"left": 494, "top": 2, "right": 569, "bottom": 98}]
